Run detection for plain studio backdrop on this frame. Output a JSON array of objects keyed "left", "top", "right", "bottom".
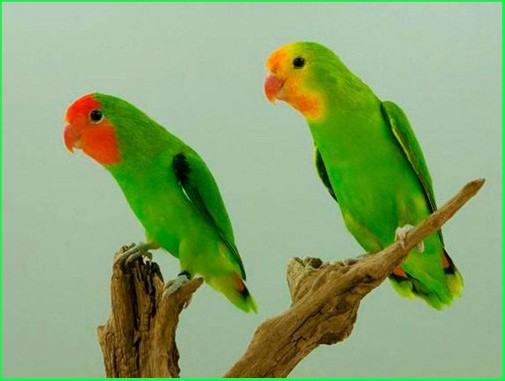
[{"left": 2, "top": 3, "right": 502, "bottom": 378}]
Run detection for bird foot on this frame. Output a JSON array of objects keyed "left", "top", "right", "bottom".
[
  {"left": 114, "top": 242, "right": 153, "bottom": 266},
  {"left": 395, "top": 224, "right": 424, "bottom": 252},
  {"left": 163, "top": 271, "right": 191, "bottom": 298}
]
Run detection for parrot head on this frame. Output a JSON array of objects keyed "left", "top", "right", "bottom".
[
  {"left": 264, "top": 41, "right": 354, "bottom": 121},
  {"left": 64, "top": 93, "right": 121, "bottom": 165}
]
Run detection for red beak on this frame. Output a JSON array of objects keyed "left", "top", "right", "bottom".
[
  {"left": 264, "top": 73, "right": 284, "bottom": 103},
  {"left": 63, "top": 124, "right": 82, "bottom": 153}
]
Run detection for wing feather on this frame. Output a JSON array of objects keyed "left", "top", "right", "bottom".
[
  {"left": 380, "top": 101, "right": 443, "bottom": 243},
  {"left": 314, "top": 146, "right": 338, "bottom": 203},
  {"left": 173, "top": 152, "right": 246, "bottom": 278}
]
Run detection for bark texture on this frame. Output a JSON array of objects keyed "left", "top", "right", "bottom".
[
  {"left": 97, "top": 178, "right": 484, "bottom": 378},
  {"left": 97, "top": 252, "right": 203, "bottom": 377}
]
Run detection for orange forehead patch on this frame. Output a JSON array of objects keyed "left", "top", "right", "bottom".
[
  {"left": 66, "top": 93, "right": 100, "bottom": 122},
  {"left": 266, "top": 46, "right": 289, "bottom": 73}
]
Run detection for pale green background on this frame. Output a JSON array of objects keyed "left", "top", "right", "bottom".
[{"left": 2, "top": 2, "right": 502, "bottom": 378}]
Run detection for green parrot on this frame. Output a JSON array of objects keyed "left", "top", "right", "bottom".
[
  {"left": 64, "top": 93, "right": 257, "bottom": 313},
  {"left": 264, "top": 42, "right": 462, "bottom": 309}
]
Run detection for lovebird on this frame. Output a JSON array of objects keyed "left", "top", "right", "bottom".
[
  {"left": 264, "top": 42, "right": 462, "bottom": 309},
  {"left": 64, "top": 93, "right": 257, "bottom": 313}
]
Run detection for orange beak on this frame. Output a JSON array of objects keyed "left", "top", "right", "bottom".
[
  {"left": 264, "top": 73, "right": 284, "bottom": 103},
  {"left": 63, "top": 124, "right": 82, "bottom": 153}
]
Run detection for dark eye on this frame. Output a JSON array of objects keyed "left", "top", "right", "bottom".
[
  {"left": 90, "top": 109, "right": 103, "bottom": 123},
  {"left": 292, "top": 56, "right": 305, "bottom": 69}
]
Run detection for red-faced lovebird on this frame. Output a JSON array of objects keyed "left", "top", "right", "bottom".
[{"left": 64, "top": 93, "right": 257, "bottom": 313}]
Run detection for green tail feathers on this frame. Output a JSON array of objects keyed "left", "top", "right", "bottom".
[
  {"left": 389, "top": 250, "right": 463, "bottom": 310},
  {"left": 206, "top": 273, "right": 258, "bottom": 313}
]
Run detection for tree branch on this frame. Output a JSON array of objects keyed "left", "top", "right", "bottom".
[
  {"left": 96, "top": 178, "right": 484, "bottom": 378},
  {"left": 224, "top": 178, "right": 485, "bottom": 377}
]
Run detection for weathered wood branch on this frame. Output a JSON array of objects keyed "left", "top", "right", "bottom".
[
  {"left": 224, "top": 178, "right": 485, "bottom": 377},
  {"left": 97, "top": 251, "right": 203, "bottom": 377},
  {"left": 97, "top": 178, "right": 484, "bottom": 378}
]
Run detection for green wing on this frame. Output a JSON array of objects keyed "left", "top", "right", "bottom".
[
  {"left": 314, "top": 146, "right": 338, "bottom": 203},
  {"left": 173, "top": 151, "right": 246, "bottom": 279},
  {"left": 380, "top": 101, "right": 443, "bottom": 242}
]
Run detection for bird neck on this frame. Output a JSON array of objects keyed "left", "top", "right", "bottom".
[{"left": 307, "top": 95, "right": 384, "bottom": 161}]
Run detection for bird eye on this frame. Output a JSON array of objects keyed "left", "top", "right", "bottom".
[
  {"left": 89, "top": 109, "right": 103, "bottom": 123},
  {"left": 292, "top": 56, "right": 305, "bottom": 69}
]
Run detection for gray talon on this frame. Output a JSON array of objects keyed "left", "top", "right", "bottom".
[
  {"left": 395, "top": 224, "right": 424, "bottom": 252},
  {"left": 115, "top": 242, "right": 152, "bottom": 265},
  {"left": 163, "top": 273, "right": 190, "bottom": 298}
]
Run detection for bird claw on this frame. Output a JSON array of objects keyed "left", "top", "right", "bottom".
[
  {"left": 114, "top": 242, "right": 153, "bottom": 266},
  {"left": 163, "top": 272, "right": 191, "bottom": 299},
  {"left": 395, "top": 224, "right": 424, "bottom": 252}
]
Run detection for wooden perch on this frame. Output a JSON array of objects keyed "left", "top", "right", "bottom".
[
  {"left": 97, "top": 252, "right": 203, "bottom": 377},
  {"left": 97, "top": 178, "right": 484, "bottom": 378}
]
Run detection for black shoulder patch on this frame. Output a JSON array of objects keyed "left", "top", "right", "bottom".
[
  {"left": 315, "top": 148, "right": 338, "bottom": 203},
  {"left": 173, "top": 153, "right": 190, "bottom": 186}
]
